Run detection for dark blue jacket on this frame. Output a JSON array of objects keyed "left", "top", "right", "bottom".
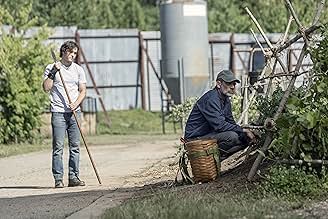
[{"left": 184, "top": 88, "right": 243, "bottom": 140}]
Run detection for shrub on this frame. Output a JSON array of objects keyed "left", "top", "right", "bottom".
[
  {"left": 0, "top": 3, "right": 51, "bottom": 143},
  {"left": 269, "top": 25, "right": 328, "bottom": 160},
  {"left": 262, "top": 165, "right": 328, "bottom": 200}
]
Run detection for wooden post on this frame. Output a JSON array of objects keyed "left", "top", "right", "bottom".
[{"left": 138, "top": 32, "right": 146, "bottom": 110}]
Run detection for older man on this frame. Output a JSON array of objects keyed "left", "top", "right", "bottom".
[{"left": 184, "top": 70, "right": 255, "bottom": 159}]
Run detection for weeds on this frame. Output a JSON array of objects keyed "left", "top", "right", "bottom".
[{"left": 102, "top": 189, "right": 303, "bottom": 219}]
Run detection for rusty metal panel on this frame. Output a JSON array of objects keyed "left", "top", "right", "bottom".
[
  {"left": 86, "top": 87, "right": 139, "bottom": 110},
  {"left": 77, "top": 29, "right": 141, "bottom": 110},
  {"left": 141, "top": 31, "right": 163, "bottom": 111},
  {"left": 78, "top": 29, "right": 139, "bottom": 60}
]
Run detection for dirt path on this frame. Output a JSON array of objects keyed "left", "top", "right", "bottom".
[
  {"left": 2, "top": 140, "right": 328, "bottom": 219},
  {"left": 0, "top": 139, "right": 179, "bottom": 218}
]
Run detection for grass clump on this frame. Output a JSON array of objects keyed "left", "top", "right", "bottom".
[
  {"left": 262, "top": 165, "right": 328, "bottom": 200},
  {"left": 97, "top": 109, "right": 180, "bottom": 135},
  {"left": 102, "top": 189, "right": 303, "bottom": 219},
  {"left": 102, "top": 164, "right": 328, "bottom": 219},
  {"left": 0, "top": 142, "right": 50, "bottom": 158}
]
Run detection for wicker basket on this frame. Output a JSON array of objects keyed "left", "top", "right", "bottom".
[{"left": 185, "top": 139, "right": 220, "bottom": 183}]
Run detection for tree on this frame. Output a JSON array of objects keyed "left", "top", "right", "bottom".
[
  {"left": 3, "top": 0, "right": 327, "bottom": 32},
  {"left": 46, "top": 0, "right": 99, "bottom": 28},
  {"left": 208, "top": 0, "right": 251, "bottom": 33},
  {"left": 0, "top": 1, "right": 51, "bottom": 143},
  {"left": 121, "top": 0, "right": 145, "bottom": 29},
  {"left": 143, "top": 5, "right": 160, "bottom": 31},
  {"left": 0, "top": 0, "right": 38, "bottom": 30}
]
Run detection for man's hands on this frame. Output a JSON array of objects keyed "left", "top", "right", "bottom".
[
  {"left": 243, "top": 128, "right": 256, "bottom": 143},
  {"left": 47, "top": 62, "right": 61, "bottom": 80},
  {"left": 69, "top": 102, "right": 79, "bottom": 111},
  {"left": 43, "top": 62, "right": 60, "bottom": 92}
]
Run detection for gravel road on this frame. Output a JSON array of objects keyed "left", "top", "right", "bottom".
[{"left": 0, "top": 138, "right": 178, "bottom": 218}]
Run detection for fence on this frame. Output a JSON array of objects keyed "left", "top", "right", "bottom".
[{"left": 37, "top": 27, "right": 311, "bottom": 112}]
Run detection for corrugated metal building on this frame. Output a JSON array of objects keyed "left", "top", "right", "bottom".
[{"left": 24, "top": 26, "right": 310, "bottom": 112}]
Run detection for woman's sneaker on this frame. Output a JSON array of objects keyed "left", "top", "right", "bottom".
[
  {"left": 68, "top": 178, "right": 85, "bottom": 187},
  {"left": 55, "top": 180, "right": 64, "bottom": 188}
]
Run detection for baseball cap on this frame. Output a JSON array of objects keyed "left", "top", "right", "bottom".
[{"left": 216, "top": 70, "right": 240, "bottom": 83}]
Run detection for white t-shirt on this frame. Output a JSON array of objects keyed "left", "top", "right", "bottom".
[{"left": 43, "top": 62, "right": 87, "bottom": 112}]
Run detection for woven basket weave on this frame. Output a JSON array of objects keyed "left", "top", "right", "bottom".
[{"left": 185, "top": 139, "right": 220, "bottom": 183}]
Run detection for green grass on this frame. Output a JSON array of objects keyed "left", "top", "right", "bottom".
[
  {"left": 86, "top": 134, "right": 180, "bottom": 146},
  {"left": 102, "top": 189, "right": 304, "bottom": 219},
  {"left": 97, "top": 109, "right": 181, "bottom": 135},
  {"left": 0, "top": 140, "right": 51, "bottom": 158}
]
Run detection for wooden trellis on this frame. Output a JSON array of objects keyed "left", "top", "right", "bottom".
[{"left": 236, "top": 0, "right": 326, "bottom": 181}]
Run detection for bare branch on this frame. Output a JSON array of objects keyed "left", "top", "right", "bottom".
[
  {"left": 282, "top": 16, "right": 293, "bottom": 44},
  {"left": 284, "top": 0, "right": 303, "bottom": 29},
  {"left": 245, "top": 7, "right": 274, "bottom": 49},
  {"left": 258, "top": 70, "right": 309, "bottom": 81},
  {"left": 250, "top": 28, "right": 266, "bottom": 55},
  {"left": 245, "top": 7, "right": 289, "bottom": 75},
  {"left": 248, "top": 45, "right": 308, "bottom": 181},
  {"left": 237, "top": 57, "right": 274, "bottom": 124},
  {"left": 276, "top": 57, "right": 289, "bottom": 74},
  {"left": 312, "top": 0, "right": 326, "bottom": 25},
  {"left": 265, "top": 59, "right": 278, "bottom": 98},
  {"left": 247, "top": 131, "right": 274, "bottom": 181},
  {"left": 276, "top": 25, "right": 320, "bottom": 53},
  {"left": 285, "top": 0, "right": 309, "bottom": 47},
  {"left": 273, "top": 48, "right": 307, "bottom": 121}
]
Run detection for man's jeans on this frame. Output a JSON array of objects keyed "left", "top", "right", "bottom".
[
  {"left": 51, "top": 112, "right": 81, "bottom": 181},
  {"left": 202, "top": 131, "right": 248, "bottom": 154}
]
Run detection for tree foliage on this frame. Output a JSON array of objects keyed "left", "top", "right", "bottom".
[
  {"left": 208, "top": 0, "right": 251, "bottom": 33},
  {"left": 0, "top": 1, "right": 51, "bottom": 143},
  {"left": 31, "top": 0, "right": 145, "bottom": 29},
  {"left": 2, "top": 0, "right": 327, "bottom": 32},
  {"left": 208, "top": 0, "right": 328, "bottom": 33}
]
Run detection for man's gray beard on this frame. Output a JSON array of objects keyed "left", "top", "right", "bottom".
[{"left": 226, "top": 89, "right": 236, "bottom": 97}]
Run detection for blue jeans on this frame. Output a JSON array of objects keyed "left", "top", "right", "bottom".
[
  {"left": 202, "top": 131, "right": 249, "bottom": 154},
  {"left": 51, "top": 112, "right": 81, "bottom": 181}
]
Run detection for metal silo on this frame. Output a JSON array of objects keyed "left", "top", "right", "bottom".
[{"left": 160, "top": 0, "right": 209, "bottom": 104}]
